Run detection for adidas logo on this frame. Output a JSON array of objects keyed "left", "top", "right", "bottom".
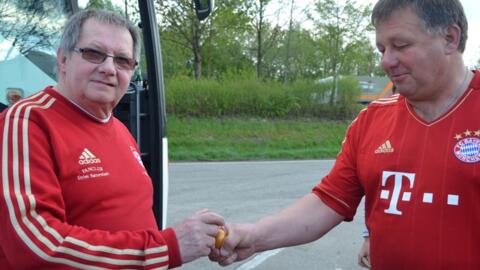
[
  {"left": 374, "top": 140, "right": 394, "bottom": 154},
  {"left": 78, "top": 148, "right": 101, "bottom": 165}
]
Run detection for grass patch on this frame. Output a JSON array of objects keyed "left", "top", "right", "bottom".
[{"left": 167, "top": 117, "right": 349, "bottom": 161}]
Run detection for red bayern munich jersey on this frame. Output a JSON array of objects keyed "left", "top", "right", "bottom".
[
  {"left": 314, "top": 70, "right": 480, "bottom": 270},
  {"left": 0, "top": 87, "right": 181, "bottom": 269}
]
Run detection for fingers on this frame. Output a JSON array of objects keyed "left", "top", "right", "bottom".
[
  {"left": 176, "top": 216, "right": 255, "bottom": 266},
  {"left": 215, "top": 227, "right": 228, "bottom": 249},
  {"left": 209, "top": 245, "right": 238, "bottom": 267},
  {"left": 357, "top": 237, "right": 371, "bottom": 268},
  {"left": 208, "top": 247, "right": 237, "bottom": 266},
  {"left": 218, "top": 252, "right": 238, "bottom": 266},
  {"left": 203, "top": 213, "right": 226, "bottom": 228},
  {"left": 209, "top": 224, "right": 236, "bottom": 265},
  {"left": 215, "top": 246, "right": 254, "bottom": 266},
  {"left": 357, "top": 252, "right": 363, "bottom": 266},
  {"left": 361, "top": 255, "right": 371, "bottom": 268},
  {"left": 194, "top": 209, "right": 226, "bottom": 236},
  {"left": 219, "top": 223, "right": 235, "bottom": 250},
  {"left": 174, "top": 209, "right": 226, "bottom": 264},
  {"left": 358, "top": 254, "right": 371, "bottom": 268},
  {"left": 194, "top": 209, "right": 225, "bottom": 225},
  {"left": 194, "top": 208, "right": 210, "bottom": 215},
  {"left": 193, "top": 210, "right": 225, "bottom": 245},
  {"left": 186, "top": 209, "right": 226, "bottom": 238},
  {"left": 210, "top": 223, "right": 257, "bottom": 267},
  {"left": 208, "top": 248, "right": 221, "bottom": 261}
]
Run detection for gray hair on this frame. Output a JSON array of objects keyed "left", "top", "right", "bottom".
[
  {"left": 59, "top": 9, "right": 141, "bottom": 61},
  {"left": 371, "top": 0, "right": 468, "bottom": 53}
]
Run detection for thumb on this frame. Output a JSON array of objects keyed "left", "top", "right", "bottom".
[{"left": 195, "top": 208, "right": 210, "bottom": 215}]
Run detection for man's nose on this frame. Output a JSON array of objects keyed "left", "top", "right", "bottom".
[
  {"left": 380, "top": 49, "right": 399, "bottom": 72},
  {"left": 97, "top": 56, "right": 117, "bottom": 75}
]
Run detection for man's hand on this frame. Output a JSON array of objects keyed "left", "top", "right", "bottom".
[
  {"left": 173, "top": 209, "right": 225, "bottom": 264},
  {"left": 209, "top": 223, "right": 257, "bottom": 266},
  {"left": 209, "top": 194, "right": 344, "bottom": 267},
  {"left": 357, "top": 237, "right": 371, "bottom": 268}
]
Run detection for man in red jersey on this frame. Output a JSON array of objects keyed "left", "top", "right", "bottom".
[
  {"left": 0, "top": 10, "right": 224, "bottom": 269},
  {"left": 210, "top": 1, "right": 480, "bottom": 269},
  {"left": 0, "top": 88, "right": 24, "bottom": 112}
]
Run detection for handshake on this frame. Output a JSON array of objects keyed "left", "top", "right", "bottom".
[
  {"left": 172, "top": 208, "right": 256, "bottom": 267},
  {"left": 172, "top": 194, "right": 345, "bottom": 267}
]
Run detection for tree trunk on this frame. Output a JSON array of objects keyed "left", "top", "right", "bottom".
[
  {"left": 256, "top": 0, "right": 264, "bottom": 78},
  {"left": 283, "top": 0, "right": 294, "bottom": 83},
  {"left": 192, "top": 17, "right": 202, "bottom": 79},
  {"left": 194, "top": 47, "right": 202, "bottom": 79}
]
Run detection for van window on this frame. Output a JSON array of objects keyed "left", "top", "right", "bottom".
[{"left": 0, "top": 0, "right": 69, "bottom": 106}]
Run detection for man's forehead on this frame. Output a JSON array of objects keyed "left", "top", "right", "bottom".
[
  {"left": 81, "top": 18, "right": 125, "bottom": 32},
  {"left": 78, "top": 18, "right": 133, "bottom": 52},
  {"left": 374, "top": 8, "right": 423, "bottom": 33}
]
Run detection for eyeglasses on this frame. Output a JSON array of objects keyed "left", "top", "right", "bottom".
[{"left": 73, "top": 47, "right": 137, "bottom": 70}]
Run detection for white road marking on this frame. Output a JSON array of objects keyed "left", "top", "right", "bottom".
[{"left": 235, "top": 248, "right": 285, "bottom": 270}]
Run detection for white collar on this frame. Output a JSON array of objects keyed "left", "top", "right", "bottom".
[{"left": 65, "top": 96, "right": 112, "bottom": 123}]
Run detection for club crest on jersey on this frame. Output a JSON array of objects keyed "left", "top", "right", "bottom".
[
  {"left": 453, "top": 129, "right": 480, "bottom": 163},
  {"left": 130, "top": 146, "right": 145, "bottom": 168}
]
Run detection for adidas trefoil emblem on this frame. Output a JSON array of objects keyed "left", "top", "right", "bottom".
[
  {"left": 78, "top": 148, "right": 102, "bottom": 165},
  {"left": 375, "top": 140, "right": 394, "bottom": 154},
  {"left": 77, "top": 148, "right": 108, "bottom": 180}
]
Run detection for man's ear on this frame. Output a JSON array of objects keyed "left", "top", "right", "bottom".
[
  {"left": 57, "top": 48, "right": 67, "bottom": 73},
  {"left": 444, "top": 24, "right": 461, "bottom": 55}
]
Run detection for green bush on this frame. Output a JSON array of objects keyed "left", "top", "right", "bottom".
[
  {"left": 287, "top": 79, "right": 329, "bottom": 117},
  {"left": 336, "top": 76, "right": 363, "bottom": 118},
  {"left": 165, "top": 75, "right": 362, "bottom": 120}
]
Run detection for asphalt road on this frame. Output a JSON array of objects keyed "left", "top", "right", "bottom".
[{"left": 167, "top": 160, "right": 366, "bottom": 270}]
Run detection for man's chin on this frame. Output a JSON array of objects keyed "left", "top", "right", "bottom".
[
  {"left": 85, "top": 93, "right": 117, "bottom": 106},
  {"left": 397, "top": 87, "right": 421, "bottom": 101}
]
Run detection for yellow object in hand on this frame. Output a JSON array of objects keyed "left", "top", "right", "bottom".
[{"left": 215, "top": 228, "right": 228, "bottom": 249}]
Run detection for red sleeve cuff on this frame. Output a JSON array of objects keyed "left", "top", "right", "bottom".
[
  {"left": 312, "top": 187, "right": 354, "bottom": 221},
  {"left": 162, "top": 227, "right": 182, "bottom": 269}
]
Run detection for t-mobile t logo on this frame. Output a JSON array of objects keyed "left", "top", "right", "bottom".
[{"left": 380, "top": 171, "right": 416, "bottom": 215}]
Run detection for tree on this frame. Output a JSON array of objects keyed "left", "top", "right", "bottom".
[
  {"left": 309, "top": 0, "right": 374, "bottom": 104},
  {"left": 200, "top": 2, "right": 253, "bottom": 78},
  {"left": 340, "top": 38, "right": 379, "bottom": 76},
  {"left": 155, "top": 0, "right": 205, "bottom": 79},
  {"left": 264, "top": 2, "right": 324, "bottom": 82},
  {"left": 157, "top": 0, "right": 251, "bottom": 79},
  {"left": 282, "top": 0, "right": 295, "bottom": 82},
  {"left": 276, "top": 26, "right": 322, "bottom": 81},
  {"left": 245, "top": 0, "right": 285, "bottom": 79},
  {"left": 0, "top": 0, "right": 62, "bottom": 58},
  {"left": 84, "top": 0, "right": 116, "bottom": 11}
]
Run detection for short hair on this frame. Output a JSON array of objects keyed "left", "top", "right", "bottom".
[
  {"left": 59, "top": 9, "right": 141, "bottom": 61},
  {"left": 371, "top": 0, "right": 468, "bottom": 53}
]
